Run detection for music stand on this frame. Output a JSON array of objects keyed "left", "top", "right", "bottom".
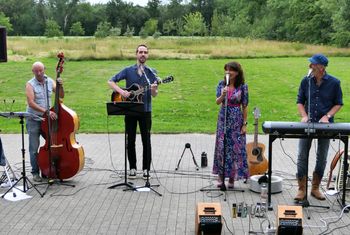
[
  {"left": 106, "top": 102, "right": 144, "bottom": 190},
  {"left": 0, "top": 112, "right": 44, "bottom": 198}
]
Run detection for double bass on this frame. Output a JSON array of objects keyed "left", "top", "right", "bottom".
[{"left": 38, "top": 52, "right": 84, "bottom": 179}]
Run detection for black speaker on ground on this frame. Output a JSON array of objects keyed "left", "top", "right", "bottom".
[{"left": 0, "top": 26, "right": 7, "bottom": 62}]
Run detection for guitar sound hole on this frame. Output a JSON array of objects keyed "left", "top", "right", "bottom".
[{"left": 252, "top": 148, "right": 260, "bottom": 156}]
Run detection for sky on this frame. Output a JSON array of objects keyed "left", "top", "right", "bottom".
[{"left": 86, "top": 0, "right": 164, "bottom": 6}]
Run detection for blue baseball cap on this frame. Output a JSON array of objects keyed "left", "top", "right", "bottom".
[{"left": 308, "top": 54, "right": 328, "bottom": 66}]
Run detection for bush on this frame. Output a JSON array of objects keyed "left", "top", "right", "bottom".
[
  {"left": 94, "top": 21, "right": 111, "bottom": 38},
  {"left": 332, "top": 31, "right": 350, "bottom": 48},
  {"left": 70, "top": 22, "right": 85, "bottom": 36},
  {"left": 153, "top": 31, "right": 161, "bottom": 39},
  {"left": 44, "top": 19, "right": 63, "bottom": 37},
  {"left": 123, "top": 25, "right": 134, "bottom": 37},
  {"left": 139, "top": 27, "right": 148, "bottom": 39},
  {"left": 109, "top": 27, "right": 121, "bottom": 36}
]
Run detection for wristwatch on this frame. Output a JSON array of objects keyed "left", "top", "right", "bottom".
[{"left": 326, "top": 114, "right": 332, "bottom": 119}]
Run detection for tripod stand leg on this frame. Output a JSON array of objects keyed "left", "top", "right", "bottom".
[
  {"left": 189, "top": 148, "right": 199, "bottom": 170},
  {"left": 175, "top": 147, "right": 187, "bottom": 170}
]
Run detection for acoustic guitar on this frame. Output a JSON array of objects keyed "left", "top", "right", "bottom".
[
  {"left": 111, "top": 75, "right": 174, "bottom": 102},
  {"left": 327, "top": 149, "right": 350, "bottom": 191},
  {"left": 246, "top": 107, "right": 268, "bottom": 175}
]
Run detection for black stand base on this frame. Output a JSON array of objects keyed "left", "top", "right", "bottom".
[
  {"left": 296, "top": 198, "right": 330, "bottom": 219},
  {"left": 129, "top": 181, "right": 162, "bottom": 197},
  {"left": 108, "top": 181, "right": 135, "bottom": 190},
  {"left": 1, "top": 175, "right": 43, "bottom": 198},
  {"left": 124, "top": 170, "right": 162, "bottom": 196},
  {"left": 175, "top": 143, "right": 199, "bottom": 171},
  {"left": 35, "top": 178, "right": 75, "bottom": 196}
]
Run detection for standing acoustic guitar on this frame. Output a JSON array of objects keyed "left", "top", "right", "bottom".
[{"left": 246, "top": 107, "right": 268, "bottom": 175}]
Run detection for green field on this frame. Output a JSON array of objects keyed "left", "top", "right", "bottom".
[
  {"left": 1, "top": 57, "right": 349, "bottom": 134},
  {"left": 1, "top": 37, "right": 349, "bottom": 134}
]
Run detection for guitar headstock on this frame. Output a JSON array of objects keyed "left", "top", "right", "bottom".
[
  {"left": 160, "top": 75, "right": 174, "bottom": 84},
  {"left": 56, "top": 52, "right": 65, "bottom": 75},
  {"left": 253, "top": 107, "right": 261, "bottom": 120}
]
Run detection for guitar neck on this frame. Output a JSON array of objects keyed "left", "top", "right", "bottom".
[{"left": 253, "top": 119, "right": 258, "bottom": 147}]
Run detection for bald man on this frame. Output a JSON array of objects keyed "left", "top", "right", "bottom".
[{"left": 25, "top": 61, "right": 64, "bottom": 182}]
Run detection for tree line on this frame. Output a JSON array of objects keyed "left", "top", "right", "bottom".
[{"left": 0, "top": 0, "right": 350, "bottom": 47}]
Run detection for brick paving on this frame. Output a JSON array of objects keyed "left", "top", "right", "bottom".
[{"left": 0, "top": 133, "right": 349, "bottom": 234}]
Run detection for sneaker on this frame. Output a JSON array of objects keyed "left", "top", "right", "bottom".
[
  {"left": 142, "top": 170, "right": 151, "bottom": 180},
  {"left": 33, "top": 174, "right": 42, "bottom": 182},
  {"left": 129, "top": 169, "right": 137, "bottom": 179}
]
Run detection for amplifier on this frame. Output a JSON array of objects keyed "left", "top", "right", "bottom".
[
  {"left": 277, "top": 205, "right": 303, "bottom": 235},
  {"left": 195, "top": 202, "right": 222, "bottom": 235}
]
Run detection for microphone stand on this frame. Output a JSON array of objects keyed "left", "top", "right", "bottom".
[
  {"left": 300, "top": 72, "right": 329, "bottom": 219},
  {"left": 201, "top": 77, "right": 244, "bottom": 201}
]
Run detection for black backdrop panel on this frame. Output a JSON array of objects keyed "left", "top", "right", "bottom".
[{"left": 0, "top": 27, "right": 7, "bottom": 62}]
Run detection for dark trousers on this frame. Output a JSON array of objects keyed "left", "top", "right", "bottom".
[{"left": 125, "top": 112, "right": 152, "bottom": 171}]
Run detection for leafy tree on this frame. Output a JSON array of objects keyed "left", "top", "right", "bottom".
[
  {"left": 123, "top": 25, "right": 134, "bottom": 37},
  {"left": 94, "top": 21, "right": 111, "bottom": 38},
  {"left": 0, "top": 12, "right": 13, "bottom": 33},
  {"left": 44, "top": 19, "right": 63, "bottom": 37},
  {"left": 183, "top": 11, "right": 207, "bottom": 36},
  {"left": 163, "top": 19, "right": 176, "bottom": 35},
  {"left": 139, "top": 27, "right": 148, "bottom": 38},
  {"left": 0, "top": 0, "right": 37, "bottom": 35},
  {"left": 190, "top": 0, "right": 214, "bottom": 30},
  {"left": 69, "top": 21, "right": 85, "bottom": 36},
  {"left": 143, "top": 18, "right": 158, "bottom": 36},
  {"left": 147, "top": 0, "right": 161, "bottom": 18},
  {"left": 110, "top": 27, "right": 121, "bottom": 36},
  {"left": 47, "top": 0, "right": 79, "bottom": 35}
]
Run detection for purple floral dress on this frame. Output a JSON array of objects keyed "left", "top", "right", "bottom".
[{"left": 212, "top": 81, "right": 249, "bottom": 180}]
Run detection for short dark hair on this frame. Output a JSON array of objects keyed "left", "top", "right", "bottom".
[
  {"left": 224, "top": 61, "right": 245, "bottom": 87},
  {"left": 136, "top": 44, "right": 148, "bottom": 53}
]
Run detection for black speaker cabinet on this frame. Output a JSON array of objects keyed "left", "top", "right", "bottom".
[
  {"left": 0, "top": 26, "right": 7, "bottom": 62},
  {"left": 195, "top": 202, "right": 222, "bottom": 235}
]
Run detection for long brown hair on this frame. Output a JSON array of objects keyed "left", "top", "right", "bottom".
[{"left": 224, "top": 61, "right": 245, "bottom": 87}]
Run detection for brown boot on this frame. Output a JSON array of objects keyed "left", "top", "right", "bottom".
[
  {"left": 294, "top": 176, "right": 307, "bottom": 201},
  {"left": 311, "top": 172, "right": 325, "bottom": 200}
]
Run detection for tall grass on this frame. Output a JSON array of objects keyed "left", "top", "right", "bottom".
[{"left": 7, "top": 36, "right": 350, "bottom": 61}]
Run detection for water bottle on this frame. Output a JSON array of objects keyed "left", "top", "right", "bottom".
[
  {"left": 201, "top": 152, "right": 207, "bottom": 167},
  {"left": 260, "top": 182, "right": 268, "bottom": 214}
]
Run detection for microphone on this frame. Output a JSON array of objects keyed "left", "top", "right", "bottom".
[
  {"left": 225, "top": 73, "right": 230, "bottom": 86},
  {"left": 9, "top": 100, "right": 15, "bottom": 114},
  {"left": 307, "top": 68, "right": 312, "bottom": 78},
  {"left": 3, "top": 99, "right": 7, "bottom": 111}
]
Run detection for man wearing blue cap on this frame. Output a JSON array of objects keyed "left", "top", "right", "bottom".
[{"left": 295, "top": 54, "right": 343, "bottom": 201}]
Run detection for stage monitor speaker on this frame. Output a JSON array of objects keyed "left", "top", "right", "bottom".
[
  {"left": 0, "top": 26, "right": 7, "bottom": 62},
  {"left": 195, "top": 202, "right": 222, "bottom": 235},
  {"left": 277, "top": 205, "right": 303, "bottom": 235}
]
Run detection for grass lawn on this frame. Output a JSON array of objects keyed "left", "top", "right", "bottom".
[{"left": 1, "top": 57, "right": 349, "bottom": 134}]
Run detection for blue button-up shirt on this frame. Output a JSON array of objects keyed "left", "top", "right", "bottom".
[
  {"left": 297, "top": 73, "right": 343, "bottom": 123},
  {"left": 109, "top": 64, "right": 158, "bottom": 112}
]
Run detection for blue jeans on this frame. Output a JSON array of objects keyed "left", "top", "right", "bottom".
[
  {"left": 297, "top": 138, "right": 330, "bottom": 179},
  {"left": 26, "top": 118, "right": 42, "bottom": 175}
]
